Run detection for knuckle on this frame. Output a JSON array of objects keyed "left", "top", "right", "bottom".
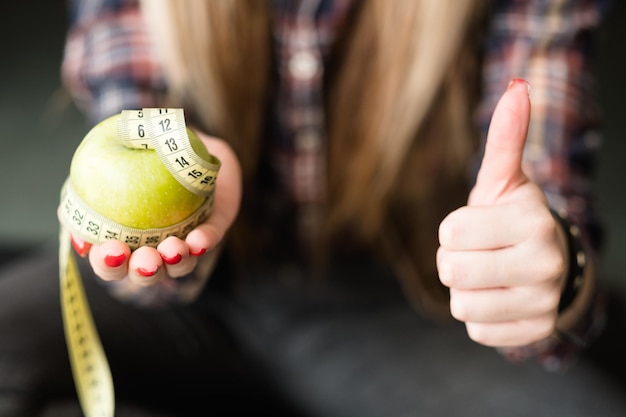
[
  {"left": 532, "top": 210, "right": 559, "bottom": 242},
  {"left": 547, "top": 286, "right": 562, "bottom": 313},
  {"left": 540, "top": 252, "right": 566, "bottom": 283},
  {"left": 528, "top": 317, "right": 556, "bottom": 343},
  {"left": 534, "top": 286, "right": 561, "bottom": 315},
  {"left": 532, "top": 245, "right": 566, "bottom": 285},
  {"left": 465, "top": 323, "right": 493, "bottom": 346},
  {"left": 439, "top": 211, "right": 464, "bottom": 248},
  {"left": 526, "top": 216, "right": 566, "bottom": 284},
  {"left": 550, "top": 253, "right": 567, "bottom": 281},
  {"left": 449, "top": 294, "right": 469, "bottom": 322},
  {"left": 437, "top": 254, "right": 461, "bottom": 288}
]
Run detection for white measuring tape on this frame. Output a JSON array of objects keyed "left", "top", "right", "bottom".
[
  {"left": 58, "top": 108, "right": 220, "bottom": 417},
  {"left": 117, "top": 108, "right": 220, "bottom": 197},
  {"left": 59, "top": 180, "right": 215, "bottom": 251}
]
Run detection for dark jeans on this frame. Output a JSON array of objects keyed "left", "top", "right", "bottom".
[{"left": 1, "top": 250, "right": 626, "bottom": 417}]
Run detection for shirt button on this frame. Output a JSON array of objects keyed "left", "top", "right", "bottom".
[{"left": 288, "top": 51, "right": 319, "bottom": 80}]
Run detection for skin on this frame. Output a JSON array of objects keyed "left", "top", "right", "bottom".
[
  {"left": 74, "top": 135, "right": 242, "bottom": 287},
  {"left": 437, "top": 79, "right": 577, "bottom": 347},
  {"left": 77, "top": 79, "right": 591, "bottom": 347}
]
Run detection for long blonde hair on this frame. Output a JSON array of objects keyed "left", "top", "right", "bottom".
[{"left": 140, "top": 0, "right": 489, "bottom": 314}]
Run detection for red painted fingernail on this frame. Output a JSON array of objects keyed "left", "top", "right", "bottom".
[
  {"left": 136, "top": 266, "right": 159, "bottom": 277},
  {"left": 71, "top": 235, "right": 92, "bottom": 258},
  {"left": 104, "top": 253, "right": 126, "bottom": 268},
  {"left": 189, "top": 248, "right": 206, "bottom": 257},
  {"left": 161, "top": 253, "right": 182, "bottom": 265},
  {"left": 507, "top": 78, "right": 530, "bottom": 93}
]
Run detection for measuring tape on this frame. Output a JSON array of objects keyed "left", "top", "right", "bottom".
[
  {"left": 117, "top": 108, "right": 220, "bottom": 197},
  {"left": 59, "top": 179, "right": 215, "bottom": 251},
  {"left": 58, "top": 108, "right": 221, "bottom": 417},
  {"left": 59, "top": 227, "right": 114, "bottom": 417}
]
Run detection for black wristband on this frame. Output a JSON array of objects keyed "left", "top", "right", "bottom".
[{"left": 550, "top": 208, "right": 586, "bottom": 313}]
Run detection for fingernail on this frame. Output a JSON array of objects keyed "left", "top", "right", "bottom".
[
  {"left": 507, "top": 78, "right": 530, "bottom": 94},
  {"left": 161, "top": 253, "right": 182, "bottom": 265},
  {"left": 70, "top": 235, "right": 92, "bottom": 258},
  {"left": 104, "top": 253, "right": 126, "bottom": 268},
  {"left": 137, "top": 266, "right": 159, "bottom": 277},
  {"left": 189, "top": 248, "right": 207, "bottom": 257}
]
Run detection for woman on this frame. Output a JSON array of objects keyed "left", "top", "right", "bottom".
[{"left": 0, "top": 0, "right": 617, "bottom": 416}]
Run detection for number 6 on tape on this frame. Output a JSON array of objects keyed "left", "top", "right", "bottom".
[
  {"left": 59, "top": 108, "right": 220, "bottom": 417},
  {"left": 118, "top": 108, "right": 220, "bottom": 197}
]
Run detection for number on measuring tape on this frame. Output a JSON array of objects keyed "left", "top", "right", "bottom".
[
  {"left": 118, "top": 108, "right": 221, "bottom": 197},
  {"left": 58, "top": 107, "right": 221, "bottom": 417},
  {"left": 58, "top": 179, "right": 215, "bottom": 251}
]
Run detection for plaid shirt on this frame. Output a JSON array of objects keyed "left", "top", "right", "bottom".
[{"left": 62, "top": 0, "right": 610, "bottom": 370}]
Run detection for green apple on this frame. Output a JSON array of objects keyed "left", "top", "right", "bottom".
[{"left": 69, "top": 113, "right": 211, "bottom": 230}]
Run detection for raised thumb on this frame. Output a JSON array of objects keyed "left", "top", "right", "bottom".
[{"left": 471, "top": 78, "right": 531, "bottom": 205}]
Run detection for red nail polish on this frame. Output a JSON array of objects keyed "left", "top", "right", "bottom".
[
  {"left": 161, "top": 253, "right": 182, "bottom": 265},
  {"left": 507, "top": 78, "right": 530, "bottom": 93},
  {"left": 189, "top": 248, "right": 206, "bottom": 257},
  {"left": 137, "top": 266, "right": 158, "bottom": 277},
  {"left": 70, "top": 235, "right": 92, "bottom": 258},
  {"left": 104, "top": 253, "right": 126, "bottom": 268}
]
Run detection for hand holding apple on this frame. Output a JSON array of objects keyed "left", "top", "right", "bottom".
[{"left": 60, "top": 111, "right": 242, "bottom": 287}]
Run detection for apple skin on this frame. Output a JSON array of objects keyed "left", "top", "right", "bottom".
[{"left": 70, "top": 114, "right": 211, "bottom": 230}]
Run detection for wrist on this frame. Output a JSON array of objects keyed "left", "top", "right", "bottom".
[{"left": 550, "top": 208, "right": 586, "bottom": 314}]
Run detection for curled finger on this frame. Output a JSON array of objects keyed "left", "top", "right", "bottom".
[
  {"left": 158, "top": 236, "right": 198, "bottom": 278},
  {"left": 88, "top": 239, "right": 131, "bottom": 282},
  {"left": 127, "top": 246, "right": 166, "bottom": 287}
]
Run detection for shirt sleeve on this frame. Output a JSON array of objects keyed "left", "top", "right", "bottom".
[
  {"left": 61, "top": 0, "right": 167, "bottom": 125},
  {"left": 476, "top": 0, "right": 612, "bottom": 370}
]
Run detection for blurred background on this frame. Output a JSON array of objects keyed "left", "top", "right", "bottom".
[
  {"left": 0, "top": 1, "right": 86, "bottom": 256},
  {"left": 2, "top": 1, "right": 623, "bottom": 292}
]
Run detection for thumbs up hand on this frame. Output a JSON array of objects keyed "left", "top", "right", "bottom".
[{"left": 437, "top": 79, "right": 569, "bottom": 347}]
